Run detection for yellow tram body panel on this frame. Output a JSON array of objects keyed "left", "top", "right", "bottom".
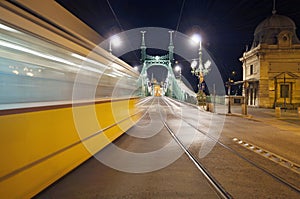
[
  {"left": 0, "top": 1, "right": 142, "bottom": 198},
  {"left": 0, "top": 98, "right": 141, "bottom": 198}
]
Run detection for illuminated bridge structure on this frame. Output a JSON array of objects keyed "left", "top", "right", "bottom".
[{"left": 138, "top": 31, "right": 196, "bottom": 102}]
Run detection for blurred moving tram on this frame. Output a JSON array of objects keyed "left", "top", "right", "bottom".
[{"left": 0, "top": 1, "right": 141, "bottom": 198}]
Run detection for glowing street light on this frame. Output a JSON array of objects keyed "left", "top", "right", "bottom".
[
  {"left": 174, "top": 64, "right": 182, "bottom": 81},
  {"left": 191, "top": 60, "right": 197, "bottom": 69},
  {"left": 109, "top": 35, "right": 121, "bottom": 54},
  {"left": 133, "top": 66, "right": 139, "bottom": 71},
  {"left": 190, "top": 33, "right": 211, "bottom": 106},
  {"left": 190, "top": 34, "right": 211, "bottom": 85},
  {"left": 190, "top": 34, "right": 203, "bottom": 82},
  {"left": 175, "top": 65, "right": 181, "bottom": 72},
  {"left": 191, "top": 34, "right": 202, "bottom": 45}
]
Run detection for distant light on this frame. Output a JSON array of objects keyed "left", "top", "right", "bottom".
[
  {"left": 110, "top": 35, "right": 121, "bottom": 46},
  {"left": 26, "top": 72, "right": 34, "bottom": 77},
  {"left": 155, "top": 56, "right": 159, "bottom": 61},
  {"left": 191, "top": 34, "right": 201, "bottom": 44},
  {"left": 12, "top": 70, "right": 19, "bottom": 75},
  {"left": 204, "top": 60, "right": 211, "bottom": 69},
  {"left": 175, "top": 65, "right": 181, "bottom": 72},
  {"left": 191, "top": 60, "right": 197, "bottom": 69}
]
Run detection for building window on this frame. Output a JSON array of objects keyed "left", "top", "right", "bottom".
[
  {"left": 282, "top": 36, "right": 288, "bottom": 41},
  {"left": 250, "top": 65, "right": 253, "bottom": 75},
  {"left": 280, "top": 84, "right": 289, "bottom": 98}
]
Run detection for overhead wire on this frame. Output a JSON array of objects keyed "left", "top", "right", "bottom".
[
  {"left": 106, "top": 0, "right": 140, "bottom": 65},
  {"left": 175, "top": 0, "right": 186, "bottom": 34},
  {"left": 106, "top": 0, "right": 123, "bottom": 31},
  {"left": 174, "top": 0, "right": 187, "bottom": 69}
]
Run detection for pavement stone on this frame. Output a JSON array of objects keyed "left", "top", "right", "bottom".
[{"left": 211, "top": 105, "right": 300, "bottom": 133}]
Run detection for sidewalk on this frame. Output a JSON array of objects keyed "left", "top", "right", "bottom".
[{"left": 214, "top": 104, "right": 300, "bottom": 132}]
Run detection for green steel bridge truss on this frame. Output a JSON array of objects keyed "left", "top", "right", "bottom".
[{"left": 137, "top": 31, "right": 196, "bottom": 103}]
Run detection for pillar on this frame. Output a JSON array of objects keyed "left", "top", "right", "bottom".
[{"left": 275, "top": 107, "right": 281, "bottom": 118}]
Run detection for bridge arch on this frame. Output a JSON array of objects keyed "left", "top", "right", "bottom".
[{"left": 137, "top": 30, "right": 195, "bottom": 101}]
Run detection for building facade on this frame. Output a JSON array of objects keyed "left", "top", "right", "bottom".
[{"left": 240, "top": 12, "right": 300, "bottom": 109}]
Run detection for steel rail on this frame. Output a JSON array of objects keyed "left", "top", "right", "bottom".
[
  {"left": 157, "top": 98, "right": 232, "bottom": 199},
  {"left": 162, "top": 97, "right": 300, "bottom": 194}
]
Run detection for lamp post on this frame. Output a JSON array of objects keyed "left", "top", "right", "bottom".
[
  {"left": 226, "top": 78, "right": 233, "bottom": 114},
  {"left": 175, "top": 64, "right": 183, "bottom": 100},
  {"left": 226, "top": 71, "right": 236, "bottom": 114},
  {"left": 190, "top": 34, "right": 211, "bottom": 106},
  {"left": 109, "top": 35, "right": 121, "bottom": 55}
]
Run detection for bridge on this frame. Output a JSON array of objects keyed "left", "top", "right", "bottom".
[{"left": 137, "top": 30, "right": 196, "bottom": 102}]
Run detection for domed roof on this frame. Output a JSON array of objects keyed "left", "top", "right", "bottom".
[
  {"left": 251, "top": 13, "right": 300, "bottom": 48},
  {"left": 254, "top": 14, "right": 296, "bottom": 35}
]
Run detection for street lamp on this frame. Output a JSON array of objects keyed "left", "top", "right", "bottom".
[
  {"left": 191, "top": 34, "right": 203, "bottom": 82},
  {"left": 133, "top": 66, "right": 139, "bottom": 71},
  {"left": 226, "top": 70, "right": 236, "bottom": 114},
  {"left": 174, "top": 64, "right": 181, "bottom": 82},
  {"left": 190, "top": 34, "right": 211, "bottom": 106},
  {"left": 109, "top": 35, "right": 121, "bottom": 54}
]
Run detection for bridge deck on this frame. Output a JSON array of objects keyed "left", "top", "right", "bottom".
[
  {"left": 34, "top": 97, "right": 219, "bottom": 198},
  {"left": 34, "top": 97, "right": 300, "bottom": 198}
]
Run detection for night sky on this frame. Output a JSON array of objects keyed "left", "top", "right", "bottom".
[{"left": 56, "top": 0, "right": 300, "bottom": 90}]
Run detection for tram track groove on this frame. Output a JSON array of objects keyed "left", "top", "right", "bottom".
[
  {"left": 160, "top": 97, "right": 300, "bottom": 194},
  {"left": 156, "top": 97, "right": 232, "bottom": 199}
]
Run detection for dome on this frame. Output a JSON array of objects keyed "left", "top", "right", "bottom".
[
  {"left": 252, "top": 14, "right": 300, "bottom": 48},
  {"left": 254, "top": 14, "right": 296, "bottom": 35}
]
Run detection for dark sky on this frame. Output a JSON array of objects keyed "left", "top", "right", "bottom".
[{"left": 56, "top": 0, "right": 300, "bottom": 86}]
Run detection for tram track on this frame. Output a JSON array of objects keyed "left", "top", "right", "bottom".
[
  {"left": 158, "top": 105, "right": 232, "bottom": 198},
  {"left": 34, "top": 96, "right": 299, "bottom": 198},
  {"left": 136, "top": 96, "right": 229, "bottom": 198},
  {"left": 158, "top": 97, "right": 300, "bottom": 197}
]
